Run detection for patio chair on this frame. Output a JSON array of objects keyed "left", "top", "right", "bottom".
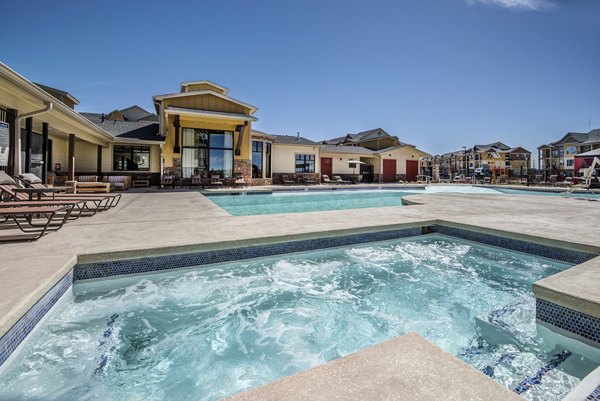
[
  {"left": 210, "top": 175, "right": 224, "bottom": 188},
  {"left": 160, "top": 174, "right": 175, "bottom": 189},
  {"left": 190, "top": 175, "right": 204, "bottom": 189},
  {"left": 303, "top": 175, "right": 317, "bottom": 185},
  {"left": 333, "top": 175, "right": 351, "bottom": 185},
  {"left": 105, "top": 175, "right": 128, "bottom": 191},
  {"left": 76, "top": 175, "right": 98, "bottom": 183},
  {"left": 281, "top": 175, "right": 294, "bottom": 185},
  {"left": 561, "top": 177, "right": 573, "bottom": 187},
  {"left": 548, "top": 175, "right": 558, "bottom": 187},
  {"left": 483, "top": 177, "right": 491, "bottom": 184},
  {"left": 234, "top": 174, "right": 248, "bottom": 188},
  {"left": 0, "top": 204, "right": 74, "bottom": 242}
]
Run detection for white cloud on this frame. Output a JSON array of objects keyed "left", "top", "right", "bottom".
[{"left": 465, "top": 0, "right": 556, "bottom": 11}]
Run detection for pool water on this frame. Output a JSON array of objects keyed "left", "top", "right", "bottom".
[
  {"left": 206, "top": 186, "right": 598, "bottom": 216},
  {"left": 1, "top": 235, "right": 598, "bottom": 401},
  {"left": 207, "top": 190, "right": 413, "bottom": 215}
]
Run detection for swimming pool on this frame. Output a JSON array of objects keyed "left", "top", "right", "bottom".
[
  {"left": 206, "top": 186, "right": 599, "bottom": 216},
  {"left": 1, "top": 235, "right": 597, "bottom": 401},
  {"left": 207, "top": 190, "right": 413, "bottom": 215}
]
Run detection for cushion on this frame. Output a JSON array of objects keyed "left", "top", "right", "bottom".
[
  {"left": 18, "top": 173, "right": 42, "bottom": 184},
  {"left": 0, "top": 171, "right": 16, "bottom": 185}
]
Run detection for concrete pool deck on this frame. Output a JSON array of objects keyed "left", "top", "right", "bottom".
[{"left": 1, "top": 188, "right": 600, "bottom": 399}]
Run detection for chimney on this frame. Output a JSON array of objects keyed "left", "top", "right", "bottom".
[
  {"left": 101, "top": 113, "right": 105, "bottom": 123},
  {"left": 297, "top": 131, "right": 300, "bottom": 140}
]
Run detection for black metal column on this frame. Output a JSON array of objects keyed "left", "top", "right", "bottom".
[
  {"left": 24, "top": 117, "right": 33, "bottom": 173},
  {"left": 6, "top": 109, "right": 18, "bottom": 176},
  {"left": 97, "top": 145, "right": 102, "bottom": 176},
  {"left": 173, "top": 115, "right": 181, "bottom": 154},
  {"left": 68, "top": 134, "right": 75, "bottom": 180},
  {"left": 42, "top": 122, "right": 49, "bottom": 183}
]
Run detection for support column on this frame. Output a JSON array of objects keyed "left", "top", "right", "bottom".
[
  {"left": 42, "top": 122, "right": 49, "bottom": 183},
  {"left": 24, "top": 117, "right": 33, "bottom": 173},
  {"left": 6, "top": 109, "right": 19, "bottom": 176},
  {"left": 68, "top": 134, "right": 75, "bottom": 181},
  {"left": 173, "top": 115, "right": 180, "bottom": 154},
  {"left": 97, "top": 145, "right": 102, "bottom": 177}
]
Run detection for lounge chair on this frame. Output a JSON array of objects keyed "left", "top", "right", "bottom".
[
  {"left": 483, "top": 177, "right": 491, "bottom": 184},
  {"left": 210, "top": 175, "right": 223, "bottom": 188},
  {"left": 5, "top": 173, "right": 119, "bottom": 211},
  {"left": 333, "top": 175, "right": 351, "bottom": 184},
  {"left": 0, "top": 204, "right": 74, "bottom": 242},
  {"left": 560, "top": 177, "right": 573, "bottom": 187},
  {"left": 322, "top": 175, "right": 335, "bottom": 185},
  {"left": 0, "top": 199, "right": 92, "bottom": 219},
  {"left": 281, "top": 175, "right": 294, "bottom": 185}
]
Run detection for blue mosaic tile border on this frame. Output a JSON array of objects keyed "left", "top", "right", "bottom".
[
  {"left": 0, "top": 270, "right": 72, "bottom": 367},
  {"left": 75, "top": 227, "right": 424, "bottom": 281},
  {"left": 586, "top": 384, "right": 600, "bottom": 401},
  {"left": 536, "top": 299, "right": 600, "bottom": 345},
  {"left": 433, "top": 225, "right": 596, "bottom": 264}
]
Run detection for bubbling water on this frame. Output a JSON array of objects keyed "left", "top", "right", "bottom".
[{"left": 0, "top": 235, "right": 596, "bottom": 401}]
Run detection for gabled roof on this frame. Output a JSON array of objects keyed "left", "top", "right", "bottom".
[
  {"left": 119, "top": 105, "right": 156, "bottom": 122},
  {"left": 180, "top": 80, "right": 229, "bottom": 95},
  {"left": 34, "top": 83, "right": 80, "bottom": 106},
  {"left": 271, "top": 133, "right": 318, "bottom": 145},
  {"left": 353, "top": 128, "right": 395, "bottom": 142},
  {"left": 506, "top": 146, "right": 531, "bottom": 154},
  {"left": 80, "top": 112, "right": 162, "bottom": 141},
  {"left": 323, "top": 128, "right": 397, "bottom": 146},
  {"left": 551, "top": 132, "right": 588, "bottom": 146},
  {"left": 320, "top": 145, "right": 375, "bottom": 155},
  {"left": 153, "top": 90, "right": 257, "bottom": 114},
  {"left": 473, "top": 142, "right": 510, "bottom": 151},
  {"left": 582, "top": 128, "right": 600, "bottom": 144}
]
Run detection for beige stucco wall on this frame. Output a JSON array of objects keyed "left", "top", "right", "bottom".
[
  {"left": 272, "top": 143, "right": 320, "bottom": 173},
  {"left": 75, "top": 141, "right": 100, "bottom": 172},
  {"left": 379, "top": 146, "right": 429, "bottom": 175},
  {"left": 321, "top": 152, "right": 378, "bottom": 175},
  {"left": 48, "top": 135, "right": 69, "bottom": 172}
]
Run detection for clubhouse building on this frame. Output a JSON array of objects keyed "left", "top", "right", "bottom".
[{"left": 0, "top": 62, "right": 429, "bottom": 185}]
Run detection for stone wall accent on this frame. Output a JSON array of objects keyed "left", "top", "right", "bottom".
[
  {"left": 251, "top": 178, "right": 272, "bottom": 186},
  {"left": 234, "top": 159, "right": 252, "bottom": 182}
]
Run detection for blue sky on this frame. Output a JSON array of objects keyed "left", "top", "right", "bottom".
[{"left": 1, "top": 0, "right": 599, "bottom": 156}]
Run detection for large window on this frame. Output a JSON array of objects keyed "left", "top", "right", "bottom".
[
  {"left": 113, "top": 145, "right": 150, "bottom": 171},
  {"left": 252, "top": 141, "right": 263, "bottom": 178},
  {"left": 295, "top": 154, "right": 315, "bottom": 173},
  {"left": 182, "top": 128, "right": 233, "bottom": 178}
]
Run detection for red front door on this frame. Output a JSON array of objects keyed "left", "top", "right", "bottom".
[
  {"left": 321, "top": 157, "right": 332, "bottom": 179},
  {"left": 382, "top": 159, "right": 397, "bottom": 182},
  {"left": 406, "top": 160, "right": 418, "bottom": 182}
]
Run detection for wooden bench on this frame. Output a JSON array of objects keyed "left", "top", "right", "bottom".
[{"left": 75, "top": 182, "right": 111, "bottom": 193}]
